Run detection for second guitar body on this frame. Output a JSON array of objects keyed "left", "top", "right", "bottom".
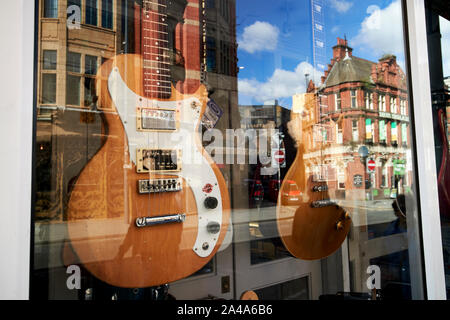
[
  {"left": 66, "top": 54, "right": 230, "bottom": 288},
  {"left": 276, "top": 94, "right": 351, "bottom": 260}
]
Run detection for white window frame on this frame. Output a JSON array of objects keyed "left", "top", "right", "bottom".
[
  {"left": 352, "top": 119, "right": 358, "bottom": 142},
  {"left": 390, "top": 96, "right": 397, "bottom": 114},
  {"left": 381, "top": 165, "right": 389, "bottom": 188},
  {"left": 401, "top": 99, "right": 407, "bottom": 115},
  {"left": 365, "top": 91, "right": 373, "bottom": 110},
  {"left": 0, "top": 0, "right": 34, "bottom": 299},
  {"left": 378, "top": 93, "right": 386, "bottom": 112},
  {"left": 405, "top": 0, "right": 446, "bottom": 300},
  {"left": 335, "top": 91, "right": 341, "bottom": 111},
  {"left": 351, "top": 89, "right": 357, "bottom": 108},
  {"left": 337, "top": 166, "right": 345, "bottom": 190},
  {"left": 336, "top": 122, "right": 343, "bottom": 144}
]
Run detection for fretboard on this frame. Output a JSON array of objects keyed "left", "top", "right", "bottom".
[{"left": 142, "top": 0, "right": 171, "bottom": 99}]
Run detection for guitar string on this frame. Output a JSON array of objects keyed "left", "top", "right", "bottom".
[{"left": 141, "top": 0, "right": 168, "bottom": 223}]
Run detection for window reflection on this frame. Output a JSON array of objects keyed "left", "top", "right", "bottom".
[{"left": 32, "top": 0, "right": 424, "bottom": 300}]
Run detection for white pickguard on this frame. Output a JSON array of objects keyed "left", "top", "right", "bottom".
[{"left": 108, "top": 67, "right": 222, "bottom": 258}]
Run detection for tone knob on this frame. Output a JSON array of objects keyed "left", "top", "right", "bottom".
[
  {"left": 204, "top": 196, "right": 218, "bottom": 209},
  {"left": 207, "top": 221, "right": 221, "bottom": 234},
  {"left": 336, "top": 221, "right": 344, "bottom": 230}
]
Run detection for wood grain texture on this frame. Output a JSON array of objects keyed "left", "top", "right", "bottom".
[
  {"left": 66, "top": 54, "right": 230, "bottom": 288},
  {"left": 276, "top": 102, "right": 351, "bottom": 260}
]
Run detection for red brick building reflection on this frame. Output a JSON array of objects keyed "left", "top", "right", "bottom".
[{"left": 305, "top": 38, "right": 412, "bottom": 200}]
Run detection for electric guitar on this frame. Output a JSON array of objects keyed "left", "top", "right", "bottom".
[
  {"left": 66, "top": 0, "right": 230, "bottom": 288},
  {"left": 276, "top": 93, "right": 351, "bottom": 260},
  {"left": 438, "top": 106, "right": 450, "bottom": 219}
]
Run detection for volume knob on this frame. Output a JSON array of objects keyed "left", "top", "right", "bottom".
[
  {"left": 207, "top": 221, "right": 221, "bottom": 234},
  {"left": 204, "top": 197, "right": 218, "bottom": 209}
]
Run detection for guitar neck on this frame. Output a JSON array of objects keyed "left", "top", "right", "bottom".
[{"left": 142, "top": 0, "right": 171, "bottom": 99}]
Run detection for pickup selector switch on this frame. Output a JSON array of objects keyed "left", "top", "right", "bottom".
[
  {"left": 204, "top": 196, "right": 218, "bottom": 209},
  {"left": 207, "top": 221, "right": 221, "bottom": 234}
]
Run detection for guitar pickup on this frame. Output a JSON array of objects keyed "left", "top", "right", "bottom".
[
  {"left": 136, "top": 107, "right": 178, "bottom": 131},
  {"left": 312, "top": 185, "right": 328, "bottom": 192},
  {"left": 136, "top": 149, "right": 182, "bottom": 173},
  {"left": 311, "top": 199, "right": 337, "bottom": 208},
  {"left": 138, "top": 178, "right": 182, "bottom": 194}
]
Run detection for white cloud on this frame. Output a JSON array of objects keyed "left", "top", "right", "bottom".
[
  {"left": 439, "top": 16, "right": 450, "bottom": 77},
  {"left": 331, "top": 25, "right": 340, "bottom": 34},
  {"left": 329, "top": 0, "right": 353, "bottom": 13},
  {"left": 238, "top": 62, "right": 322, "bottom": 103},
  {"left": 351, "top": 1, "right": 404, "bottom": 58},
  {"left": 238, "top": 21, "right": 279, "bottom": 54}
]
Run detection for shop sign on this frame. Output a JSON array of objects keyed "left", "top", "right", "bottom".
[
  {"left": 393, "top": 159, "right": 406, "bottom": 175},
  {"left": 379, "top": 111, "right": 409, "bottom": 122},
  {"left": 353, "top": 174, "right": 363, "bottom": 187},
  {"left": 367, "top": 158, "right": 376, "bottom": 172}
]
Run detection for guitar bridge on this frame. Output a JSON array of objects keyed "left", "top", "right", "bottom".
[
  {"left": 138, "top": 178, "right": 182, "bottom": 194},
  {"left": 312, "top": 185, "right": 328, "bottom": 192},
  {"left": 136, "top": 149, "right": 181, "bottom": 173},
  {"left": 136, "top": 214, "right": 186, "bottom": 228}
]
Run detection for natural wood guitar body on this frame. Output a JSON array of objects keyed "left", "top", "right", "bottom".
[
  {"left": 66, "top": 54, "right": 230, "bottom": 288},
  {"left": 276, "top": 98, "right": 351, "bottom": 260}
]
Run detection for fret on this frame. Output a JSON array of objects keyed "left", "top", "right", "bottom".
[
  {"left": 142, "top": 66, "right": 171, "bottom": 72},
  {"left": 142, "top": 52, "right": 171, "bottom": 58},
  {"left": 141, "top": 0, "right": 171, "bottom": 99},
  {"left": 142, "top": 45, "right": 170, "bottom": 51},
  {"left": 143, "top": 87, "right": 172, "bottom": 92},
  {"left": 143, "top": 60, "right": 171, "bottom": 67},
  {"left": 143, "top": 86, "right": 171, "bottom": 90},
  {"left": 144, "top": 72, "right": 172, "bottom": 81},
  {"left": 144, "top": 79, "right": 172, "bottom": 84},
  {"left": 142, "top": 37, "right": 169, "bottom": 43},
  {"left": 143, "top": 74, "right": 171, "bottom": 79},
  {"left": 141, "top": 20, "right": 168, "bottom": 28},
  {"left": 142, "top": 60, "right": 171, "bottom": 65},
  {"left": 143, "top": 85, "right": 171, "bottom": 89},
  {"left": 143, "top": 69, "right": 171, "bottom": 73},
  {"left": 142, "top": 29, "right": 169, "bottom": 36},
  {"left": 142, "top": 12, "right": 167, "bottom": 19},
  {"left": 142, "top": 47, "right": 169, "bottom": 54},
  {"left": 143, "top": 0, "right": 167, "bottom": 8}
]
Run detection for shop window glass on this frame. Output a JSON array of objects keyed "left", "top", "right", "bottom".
[{"left": 31, "top": 0, "right": 426, "bottom": 301}]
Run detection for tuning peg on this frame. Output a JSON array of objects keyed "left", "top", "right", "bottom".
[{"left": 336, "top": 221, "right": 344, "bottom": 230}]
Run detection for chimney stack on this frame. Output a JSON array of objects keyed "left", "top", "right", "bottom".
[{"left": 332, "top": 37, "right": 353, "bottom": 61}]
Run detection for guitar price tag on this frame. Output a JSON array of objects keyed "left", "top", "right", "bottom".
[{"left": 202, "top": 98, "right": 223, "bottom": 129}]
